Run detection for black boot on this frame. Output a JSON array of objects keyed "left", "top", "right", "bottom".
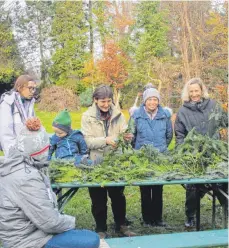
[
  {"left": 185, "top": 217, "right": 195, "bottom": 228},
  {"left": 152, "top": 220, "right": 167, "bottom": 227}
]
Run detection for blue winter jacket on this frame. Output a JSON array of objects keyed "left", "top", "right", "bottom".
[
  {"left": 132, "top": 105, "right": 173, "bottom": 152},
  {"left": 48, "top": 130, "right": 88, "bottom": 164}
]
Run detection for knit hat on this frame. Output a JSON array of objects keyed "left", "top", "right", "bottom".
[
  {"left": 143, "top": 88, "right": 160, "bottom": 103},
  {"left": 52, "top": 109, "right": 71, "bottom": 133},
  {"left": 17, "top": 117, "right": 50, "bottom": 161}
]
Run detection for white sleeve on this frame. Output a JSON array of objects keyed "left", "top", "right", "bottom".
[{"left": 0, "top": 101, "right": 16, "bottom": 156}]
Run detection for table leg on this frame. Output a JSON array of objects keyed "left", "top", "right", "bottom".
[
  {"left": 211, "top": 185, "right": 228, "bottom": 229},
  {"left": 222, "top": 201, "right": 227, "bottom": 228},
  {"left": 217, "top": 188, "right": 228, "bottom": 228},
  {"left": 212, "top": 191, "right": 216, "bottom": 229},
  {"left": 57, "top": 188, "right": 79, "bottom": 212},
  {"left": 195, "top": 184, "right": 200, "bottom": 231},
  {"left": 55, "top": 188, "right": 62, "bottom": 198}
]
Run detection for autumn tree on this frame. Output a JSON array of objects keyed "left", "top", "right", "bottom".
[
  {"left": 164, "top": 1, "right": 214, "bottom": 82},
  {"left": 107, "top": 1, "right": 135, "bottom": 40},
  {"left": 203, "top": 3, "right": 228, "bottom": 83},
  {"left": 83, "top": 1, "right": 135, "bottom": 97},
  {"left": 82, "top": 57, "right": 105, "bottom": 88},
  {"left": 97, "top": 40, "right": 129, "bottom": 107}
]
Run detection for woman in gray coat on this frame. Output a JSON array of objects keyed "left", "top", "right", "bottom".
[
  {"left": 0, "top": 75, "right": 37, "bottom": 156},
  {"left": 174, "top": 78, "right": 228, "bottom": 228},
  {"left": 0, "top": 118, "right": 99, "bottom": 248}
]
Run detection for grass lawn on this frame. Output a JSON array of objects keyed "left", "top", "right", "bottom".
[
  {"left": 36, "top": 107, "right": 130, "bottom": 132},
  {"left": 61, "top": 186, "right": 226, "bottom": 237}
]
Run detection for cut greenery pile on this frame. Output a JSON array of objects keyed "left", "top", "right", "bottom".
[{"left": 49, "top": 129, "right": 228, "bottom": 184}]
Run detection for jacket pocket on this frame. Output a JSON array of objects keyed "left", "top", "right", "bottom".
[
  {"left": 158, "top": 121, "right": 166, "bottom": 132},
  {"left": 137, "top": 122, "right": 145, "bottom": 133},
  {"left": 13, "top": 111, "right": 22, "bottom": 124}
]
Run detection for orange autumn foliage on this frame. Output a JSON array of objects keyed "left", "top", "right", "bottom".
[
  {"left": 98, "top": 40, "right": 129, "bottom": 90},
  {"left": 214, "top": 84, "right": 228, "bottom": 141},
  {"left": 83, "top": 58, "right": 105, "bottom": 87},
  {"left": 214, "top": 85, "right": 228, "bottom": 112},
  {"left": 110, "top": 1, "right": 135, "bottom": 35}
]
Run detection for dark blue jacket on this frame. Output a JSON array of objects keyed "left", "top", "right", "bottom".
[
  {"left": 48, "top": 130, "right": 88, "bottom": 163},
  {"left": 174, "top": 99, "right": 228, "bottom": 144},
  {"left": 132, "top": 105, "right": 173, "bottom": 152}
]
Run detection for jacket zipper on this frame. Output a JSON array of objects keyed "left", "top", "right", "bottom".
[{"left": 66, "top": 139, "right": 72, "bottom": 156}]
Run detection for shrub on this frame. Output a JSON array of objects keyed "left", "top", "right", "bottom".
[{"left": 37, "top": 85, "right": 80, "bottom": 112}]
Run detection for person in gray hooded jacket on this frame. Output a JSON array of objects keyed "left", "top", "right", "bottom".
[{"left": 0, "top": 117, "right": 99, "bottom": 248}]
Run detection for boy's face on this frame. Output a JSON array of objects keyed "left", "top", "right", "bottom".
[{"left": 53, "top": 126, "right": 68, "bottom": 138}]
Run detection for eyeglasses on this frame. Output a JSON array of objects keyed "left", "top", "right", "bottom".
[{"left": 26, "top": 86, "right": 37, "bottom": 93}]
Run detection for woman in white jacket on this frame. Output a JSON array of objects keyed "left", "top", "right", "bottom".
[{"left": 0, "top": 75, "right": 37, "bottom": 156}]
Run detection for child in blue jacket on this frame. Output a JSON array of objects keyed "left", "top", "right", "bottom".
[{"left": 48, "top": 109, "right": 92, "bottom": 166}]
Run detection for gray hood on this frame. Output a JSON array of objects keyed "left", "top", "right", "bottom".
[
  {"left": 0, "top": 148, "right": 25, "bottom": 176},
  {"left": 0, "top": 148, "right": 75, "bottom": 248},
  {"left": 0, "top": 147, "right": 48, "bottom": 177}
]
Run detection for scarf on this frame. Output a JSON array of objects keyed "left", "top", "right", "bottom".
[
  {"left": 96, "top": 105, "right": 112, "bottom": 136},
  {"left": 14, "top": 92, "right": 30, "bottom": 124}
]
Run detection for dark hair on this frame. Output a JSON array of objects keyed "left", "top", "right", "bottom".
[
  {"left": 93, "top": 85, "right": 113, "bottom": 100},
  {"left": 14, "top": 75, "right": 35, "bottom": 92}
]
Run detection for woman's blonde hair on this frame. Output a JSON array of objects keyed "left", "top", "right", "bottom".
[{"left": 181, "top": 78, "right": 209, "bottom": 102}]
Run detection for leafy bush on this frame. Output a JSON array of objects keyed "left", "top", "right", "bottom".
[{"left": 37, "top": 85, "right": 80, "bottom": 112}]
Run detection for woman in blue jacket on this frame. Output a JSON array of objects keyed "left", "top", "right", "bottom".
[{"left": 132, "top": 88, "right": 173, "bottom": 227}]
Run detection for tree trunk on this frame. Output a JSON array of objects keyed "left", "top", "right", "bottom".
[
  {"left": 88, "top": 0, "right": 93, "bottom": 55},
  {"left": 113, "top": 87, "right": 121, "bottom": 109},
  {"left": 183, "top": 2, "right": 200, "bottom": 77},
  {"left": 180, "top": 3, "right": 191, "bottom": 81},
  {"left": 37, "top": 12, "right": 47, "bottom": 86}
]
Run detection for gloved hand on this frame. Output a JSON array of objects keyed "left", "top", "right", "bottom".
[
  {"left": 92, "top": 156, "right": 104, "bottom": 165},
  {"left": 74, "top": 155, "right": 94, "bottom": 170},
  {"left": 75, "top": 155, "right": 103, "bottom": 169},
  {"left": 80, "top": 155, "right": 93, "bottom": 166},
  {"left": 80, "top": 155, "right": 103, "bottom": 166}
]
